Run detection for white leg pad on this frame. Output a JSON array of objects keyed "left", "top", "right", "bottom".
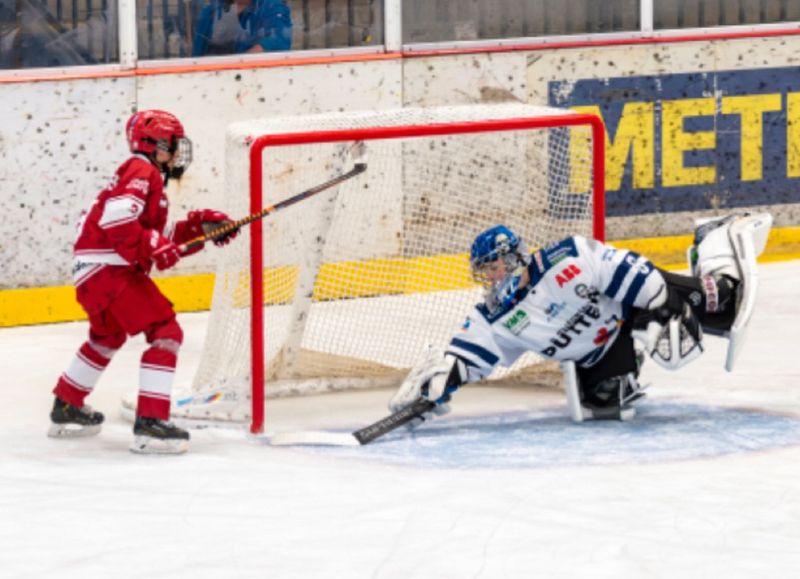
[
  {"left": 562, "top": 361, "right": 589, "bottom": 422},
  {"left": 725, "top": 213, "right": 773, "bottom": 371}
]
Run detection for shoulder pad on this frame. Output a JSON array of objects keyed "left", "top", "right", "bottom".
[
  {"left": 543, "top": 237, "right": 578, "bottom": 265},
  {"left": 529, "top": 237, "right": 579, "bottom": 279}
]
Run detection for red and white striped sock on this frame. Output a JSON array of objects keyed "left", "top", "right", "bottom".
[
  {"left": 53, "top": 341, "right": 115, "bottom": 406},
  {"left": 137, "top": 345, "right": 177, "bottom": 420}
]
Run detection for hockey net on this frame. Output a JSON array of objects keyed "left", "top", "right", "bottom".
[{"left": 180, "top": 104, "right": 604, "bottom": 432}]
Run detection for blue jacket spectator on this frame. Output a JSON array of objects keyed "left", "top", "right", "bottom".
[{"left": 192, "top": 0, "right": 291, "bottom": 57}]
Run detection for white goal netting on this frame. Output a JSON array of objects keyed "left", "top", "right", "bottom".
[{"left": 181, "top": 104, "right": 602, "bottom": 425}]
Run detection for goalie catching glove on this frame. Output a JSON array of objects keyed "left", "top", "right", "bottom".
[{"left": 388, "top": 345, "right": 468, "bottom": 429}]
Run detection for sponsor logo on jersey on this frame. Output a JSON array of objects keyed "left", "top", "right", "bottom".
[
  {"left": 591, "top": 316, "right": 623, "bottom": 346},
  {"left": 545, "top": 301, "right": 566, "bottom": 321},
  {"left": 128, "top": 178, "right": 149, "bottom": 193},
  {"left": 602, "top": 248, "right": 616, "bottom": 261},
  {"left": 624, "top": 253, "right": 652, "bottom": 274},
  {"left": 548, "top": 249, "right": 570, "bottom": 265},
  {"left": 555, "top": 264, "right": 582, "bottom": 287},
  {"left": 461, "top": 317, "right": 472, "bottom": 331},
  {"left": 574, "top": 284, "right": 600, "bottom": 301},
  {"left": 72, "top": 261, "right": 92, "bottom": 276},
  {"left": 540, "top": 294, "right": 602, "bottom": 357},
  {"left": 533, "top": 250, "right": 545, "bottom": 272},
  {"left": 503, "top": 309, "right": 531, "bottom": 335},
  {"left": 593, "top": 327, "right": 611, "bottom": 346},
  {"left": 543, "top": 238, "right": 578, "bottom": 265}
]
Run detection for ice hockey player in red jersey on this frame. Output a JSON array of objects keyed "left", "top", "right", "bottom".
[{"left": 49, "top": 109, "right": 238, "bottom": 454}]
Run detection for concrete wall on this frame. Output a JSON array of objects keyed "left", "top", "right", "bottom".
[{"left": 2, "top": 34, "right": 799, "bottom": 291}]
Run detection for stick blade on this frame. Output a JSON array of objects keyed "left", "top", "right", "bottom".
[{"left": 269, "top": 430, "right": 361, "bottom": 447}]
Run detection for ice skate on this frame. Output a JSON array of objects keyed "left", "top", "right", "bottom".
[
  {"left": 130, "top": 417, "right": 190, "bottom": 454},
  {"left": 581, "top": 372, "right": 645, "bottom": 421},
  {"left": 562, "top": 362, "right": 645, "bottom": 422},
  {"left": 48, "top": 397, "right": 104, "bottom": 438},
  {"left": 689, "top": 212, "right": 773, "bottom": 370}
]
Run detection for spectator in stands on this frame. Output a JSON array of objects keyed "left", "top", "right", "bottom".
[{"left": 192, "top": 0, "right": 291, "bottom": 56}]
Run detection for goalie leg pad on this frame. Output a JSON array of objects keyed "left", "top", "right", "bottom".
[
  {"left": 689, "top": 214, "right": 739, "bottom": 279},
  {"left": 686, "top": 213, "right": 772, "bottom": 371},
  {"left": 724, "top": 212, "right": 773, "bottom": 371}
]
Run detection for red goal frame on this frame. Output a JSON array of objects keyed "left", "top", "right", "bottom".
[{"left": 246, "top": 113, "right": 606, "bottom": 433}]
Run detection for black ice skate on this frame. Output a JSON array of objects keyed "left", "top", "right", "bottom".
[
  {"left": 130, "top": 417, "right": 190, "bottom": 455},
  {"left": 581, "top": 372, "right": 647, "bottom": 421},
  {"left": 48, "top": 397, "right": 104, "bottom": 438}
]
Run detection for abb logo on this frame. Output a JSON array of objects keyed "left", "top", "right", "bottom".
[{"left": 555, "top": 264, "right": 582, "bottom": 287}]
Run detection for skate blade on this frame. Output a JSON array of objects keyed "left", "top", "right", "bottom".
[
  {"left": 582, "top": 406, "right": 636, "bottom": 421},
  {"left": 129, "top": 435, "right": 189, "bottom": 455},
  {"left": 47, "top": 422, "right": 101, "bottom": 438}
]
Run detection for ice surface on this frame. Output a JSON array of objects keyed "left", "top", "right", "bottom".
[{"left": 2, "top": 260, "right": 800, "bottom": 579}]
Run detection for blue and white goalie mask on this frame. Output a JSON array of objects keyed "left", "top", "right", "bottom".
[{"left": 470, "top": 225, "right": 530, "bottom": 314}]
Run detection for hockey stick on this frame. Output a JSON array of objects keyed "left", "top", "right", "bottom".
[
  {"left": 269, "top": 398, "right": 436, "bottom": 447},
  {"left": 174, "top": 162, "right": 368, "bottom": 254}
]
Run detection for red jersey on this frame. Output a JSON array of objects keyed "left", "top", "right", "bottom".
[{"left": 73, "top": 154, "right": 169, "bottom": 286}]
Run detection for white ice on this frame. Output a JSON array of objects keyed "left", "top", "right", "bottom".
[{"left": 2, "top": 260, "right": 800, "bottom": 579}]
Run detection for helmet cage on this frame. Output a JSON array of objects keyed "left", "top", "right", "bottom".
[
  {"left": 126, "top": 110, "right": 191, "bottom": 177},
  {"left": 168, "top": 136, "right": 193, "bottom": 178},
  {"left": 470, "top": 226, "right": 530, "bottom": 314}
]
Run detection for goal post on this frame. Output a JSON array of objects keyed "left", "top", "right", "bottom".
[{"left": 180, "top": 105, "right": 605, "bottom": 434}]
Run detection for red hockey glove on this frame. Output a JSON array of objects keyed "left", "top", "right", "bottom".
[
  {"left": 190, "top": 209, "right": 239, "bottom": 247},
  {"left": 171, "top": 210, "right": 238, "bottom": 255},
  {"left": 144, "top": 230, "right": 181, "bottom": 271}
]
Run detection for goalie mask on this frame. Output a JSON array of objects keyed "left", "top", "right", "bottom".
[
  {"left": 470, "top": 225, "right": 530, "bottom": 314},
  {"left": 126, "top": 110, "right": 193, "bottom": 180}
]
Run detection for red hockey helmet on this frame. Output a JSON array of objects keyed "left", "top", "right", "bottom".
[{"left": 126, "top": 110, "right": 192, "bottom": 177}]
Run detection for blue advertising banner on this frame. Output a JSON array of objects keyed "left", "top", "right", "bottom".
[{"left": 549, "top": 67, "right": 800, "bottom": 216}]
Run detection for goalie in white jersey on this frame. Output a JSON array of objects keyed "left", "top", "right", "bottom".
[{"left": 390, "top": 213, "right": 773, "bottom": 424}]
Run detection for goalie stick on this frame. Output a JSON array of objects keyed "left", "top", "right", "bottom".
[
  {"left": 269, "top": 398, "right": 436, "bottom": 447},
  {"left": 173, "top": 162, "right": 368, "bottom": 254}
]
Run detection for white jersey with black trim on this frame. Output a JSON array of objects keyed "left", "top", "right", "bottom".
[{"left": 447, "top": 235, "right": 667, "bottom": 382}]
